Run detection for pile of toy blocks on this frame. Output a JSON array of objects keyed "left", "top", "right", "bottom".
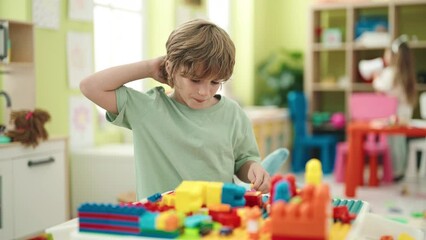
[{"left": 77, "top": 159, "right": 366, "bottom": 239}]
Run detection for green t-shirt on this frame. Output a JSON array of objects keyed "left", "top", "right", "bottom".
[{"left": 106, "top": 86, "right": 260, "bottom": 199}]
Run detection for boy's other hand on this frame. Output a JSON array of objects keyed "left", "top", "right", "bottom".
[{"left": 247, "top": 162, "right": 271, "bottom": 194}]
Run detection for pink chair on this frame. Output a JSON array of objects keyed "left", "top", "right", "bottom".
[{"left": 334, "top": 93, "right": 398, "bottom": 186}]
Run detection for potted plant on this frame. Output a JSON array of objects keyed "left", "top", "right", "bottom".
[{"left": 256, "top": 49, "right": 304, "bottom": 107}]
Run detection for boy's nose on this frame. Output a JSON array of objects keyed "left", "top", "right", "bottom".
[{"left": 198, "top": 85, "right": 209, "bottom": 95}]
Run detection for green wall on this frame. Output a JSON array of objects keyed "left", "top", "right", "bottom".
[
  {"left": 230, "top": 0, "right": 255, "bottom": 105},
  {"left": 35, "top": 12, "right": 93, "bottom": 139},
  {"left": 251, "top": 0, "right": 310, "bottom": 106},
  {"left": 0, "top": 0, "right": 29, "bottom": 20},
  {"left": 0, "top": 0, "right": 311, "bottom": 143}
]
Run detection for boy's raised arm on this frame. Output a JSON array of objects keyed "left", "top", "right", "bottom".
[{"left": 79, "top": 57, "right": 166, "bottom": 114}]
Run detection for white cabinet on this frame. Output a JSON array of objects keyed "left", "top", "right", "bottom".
[
  {"left": 0, "top": 138, "right": 69, "bottom": 240},
  {"left": 0, "top": 161, "right": 13, "bottom": 240},
  {"left": 71, "top": 144, "right": 135, "bottom": 218}
]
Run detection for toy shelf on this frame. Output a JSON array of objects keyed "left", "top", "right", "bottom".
[{"left": 305, "top": 0, "right": 426, "bottom": 119}]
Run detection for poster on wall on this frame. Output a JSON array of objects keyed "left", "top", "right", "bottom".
[
  {"left": 69, "top": 96, "right": 94, "bottom": 151},
  {"left": 32, "top": 0, "right": 60, "bottom": 30},
  {"left": 67, "top": 31, "right": 93, "bottom": 89},
  {"left": 69, "top": 0, "right": 93, "bottom": 21}
]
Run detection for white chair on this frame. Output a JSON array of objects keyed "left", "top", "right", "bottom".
[{"left": 405, "top": 92, "right": 426, "bottom": 180}]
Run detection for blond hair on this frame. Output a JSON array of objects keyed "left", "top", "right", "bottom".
[{"left": 160, "top": 19, "right": 235, "bottom": 86}]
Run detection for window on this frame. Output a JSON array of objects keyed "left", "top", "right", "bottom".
[
  {"left": 207, "top": 0, "right": 230, "bottom": 33},
  {"left": 207, "top": 0, "right": 230, "bottom": 96},
  {"left": 93, "top": 0, "right": 145, "bottom": 91}
]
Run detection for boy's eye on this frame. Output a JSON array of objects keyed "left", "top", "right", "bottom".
[
  {"left": 191, "top": 79, "right": 200, "bottom": 83},
  {"left": 211, "top": 81, "right": 221, "bottom": 85}
]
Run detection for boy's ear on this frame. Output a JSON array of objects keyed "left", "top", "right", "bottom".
[{"left": 165, "top": 60, "right": 172, "bottom": 76}]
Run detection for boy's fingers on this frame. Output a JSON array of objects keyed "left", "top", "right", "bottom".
[
  {"left": 253, "top": 174, "right": 271, "bottom": 193},
  {"left": 252, "top": 173, "right": 264, "bottom": 189},
  {"left": 260, "top": 178, "right": 271, "bottom": 193}
]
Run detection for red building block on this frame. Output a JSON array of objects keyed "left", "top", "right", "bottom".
[
  {"left": 270, "top": 174, "right": 297, "bottom": 204},
  {"left": 244, "top": 191, "right": 263, "bottom": 207}
]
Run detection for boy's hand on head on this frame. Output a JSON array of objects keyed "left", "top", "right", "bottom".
[
  {"left": 247, "top": 162, "right": 271, "bottom": 194},
  {"left": 149, "top": 56, "right": 168, "bottom": 85}
]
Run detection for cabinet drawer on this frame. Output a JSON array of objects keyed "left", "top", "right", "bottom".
[
  {"left": 12, "top": 151, "right": 67, "bottom": 239},
  {"left": 0, "top": 161, "right": 13, "bottom": 240}
]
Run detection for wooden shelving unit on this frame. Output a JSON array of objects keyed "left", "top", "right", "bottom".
[
  {"left": 0, "top": 19, "right": 35, "bottom": 124},
  {"left": 305, "top": 0, "right": 426, "bottom": 118}
]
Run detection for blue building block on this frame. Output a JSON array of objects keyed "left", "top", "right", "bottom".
[
  {"left": 184, "top": 214, "right": 212, "bottom": 228},
  {"left": 147, "top": 192, "right": 162, "bottom": 202},
  {"left": 221, "top": 183, "right": 246, "bottom": 207},
  {"left": 139, "top": 212, "right": 158, "bottom": 230},
  {"left": 273, "top": 180, "right": 291, "bottom": 203}
]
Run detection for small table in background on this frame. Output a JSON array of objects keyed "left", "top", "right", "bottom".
[{"left": 345, "top": 121, "right": 426, "bottom": 197}]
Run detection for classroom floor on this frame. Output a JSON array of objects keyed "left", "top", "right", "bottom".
[{"left": 280, "top": 163, "right": 426, "bottom": 233}]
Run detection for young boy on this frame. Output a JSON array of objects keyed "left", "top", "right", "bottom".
[{"left": 80, "top": 19, "right": 271, "bottom": 199}]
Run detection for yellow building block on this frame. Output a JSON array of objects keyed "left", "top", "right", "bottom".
[
  {"left": 205, "top": 182, "right": 224, "bottom": 207},
  {"left": 305, "top": 158, "right": 323, "bottom": 186},
  {"left": 160, "top": 194, "right": 175, "bottom": 207},
  {"left": 329, "top": 222, "right": 351, "bottom": 240},
  {"left": 398, "top": 233, "right": 415, "bottom": 240},
  {"left": 156, "top": 211, "right": 169, "bottom": 230},
  {"left": 175, "top": 181, "right": 205, "bottom": 214}
]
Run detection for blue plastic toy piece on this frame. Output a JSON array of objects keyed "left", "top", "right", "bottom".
[
  {"left": 221, "top": 183, "right": 246, "bottom": 207},
  {"left": 147, "top": 192, "right": 162, "bottom": 202},
  {"left": 184, "top": 214, "right": 212, "bottom": 228},
  {"left": 273, "top": 180, "right": 291, "bottom": 203}
]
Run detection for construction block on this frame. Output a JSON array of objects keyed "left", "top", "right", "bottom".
[
  {"left": 398, "top": 233, "right": 415, "bottom": 240},
  {"left": 270, "top": 183, "right": 331, "bottom": 240},
  {"left": 147, "top": 192, "right": 162, "bottom": 202},
  {"left": 205, "top": 182, "right": 224, "bottom": 207},
  {"left": 272, "top": 180, "right": 291, "bottom": 203},
  {"left": 78, "top": 203, "right": 145, "bottom": 235},
  {"left": 212, "top": 209, "right": 241, "bottom": 228},
  {"left": 329, "top": 222, "right": 351, "bottom": 240},
  {"left": 180, "top": 227, "right": 200, "bottom": 239},
  {"left": 270, "top": 174, "right": 297, "bottom": 205},
  {"left": 246, "top": 206, "right": 262, "bottom": 240},
  {"left": 156, "top": 210, "right": 181, "bottom": 231},
  {"left": 270, "top": 174, "right": 284, "bottom": 204},
  {"left": 208, "top": 203, "right": 231, "bottom": 213},
  {"left": 141, "top": 201, "right": 174, "bottom": 212},
  {"left": 333, "top": 205, "right": 356, "bottom": 224},
  {"left": 159, "top": 193, "right": 175, "bottom": 207},
  {"left": 184, "top": 214, "right": 212, "bottom": 228},
  {"left": 283, "top": 174, "right": 297, "bottom": 196},
  {"left": 140, "top": 211, "right": 158, "bottom": 230},
  {"left": 305, "top": 158, "right": 323, "bottom": 186},
  {"left": 175, "top": 181, "right": 205, "bottom": 213},
  {"left": 244, "top": 191, "right": 263, "bottom": 207},
  {"left": 221, "top": 183, "right": 246, "bottom": 207}
]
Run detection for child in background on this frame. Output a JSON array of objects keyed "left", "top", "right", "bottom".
[
  {"left": 373, "top": 34, "right": 417, "bottom": 180},
  {"left": 80, "top": 19, "right": 273, "bottom": 199}
]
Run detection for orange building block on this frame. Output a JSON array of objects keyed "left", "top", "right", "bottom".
[{"left": 270, "top": 183, "right": 331, "bottom": 240}]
